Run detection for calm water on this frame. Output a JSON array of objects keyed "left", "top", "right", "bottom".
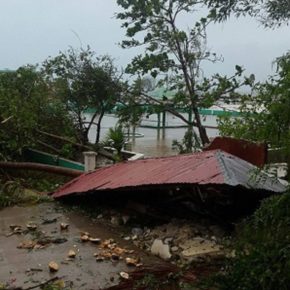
[{"left": 86, "top": 113, "right": 220, "bottom": 157}]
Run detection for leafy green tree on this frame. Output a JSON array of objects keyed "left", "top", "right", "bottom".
[
  {"left": 206, "top": 0, "right": 290, "bottom": 27},
  {"left": 117, "top": 0, "right": 252, "bottom": 146},
  {"left": 0, "top": 66, "right": 74, "bottom": 161},
  {"left": 116, "top": 76, "right": 156, "bottom": 134},
  {"left": 219, "top": 53, "right": 290, "bottom": 151},
  {"left": 42, "top": 47, "right": 122, "bottom": 145}
]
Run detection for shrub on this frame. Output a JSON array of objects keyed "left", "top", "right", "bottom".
[{"left": 216, "top": 192, "right": 290, "bottom": 290}]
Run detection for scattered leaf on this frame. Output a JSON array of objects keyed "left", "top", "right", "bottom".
[
  {"left": 60, "top": 223, "right": 69, "bottom": 230},
  {"left": 48, "top": 261, "right": 59, "bottom": 272},
  {"left": 89, "top": 237, "right": 101, "bottom": 244},
  {"left": 68, "top": 250, "right": 76, "bottom": 258},
  {"left": 9, "top": 224, "right": 21, "bottom": 230},
  {"left": 119, "top": 272, "right": 129, "bottom": 280},
  {"left": 81, "top": 235, "right": 89, "bottom": 242},
  {"left": 114, "top": 247, "right": 126, "bottom": 256},
  {"left": 125, "top": 257, "right": 139, "bottom": 267},
  {"left": 96, "top": 256, "right": 105, "bottom": 262},
  {"left": 17, "top": 240, "right": 36, "bottom": 249},
  {"left": 26, "top": 223, "right": 37, "bottom": 231}
]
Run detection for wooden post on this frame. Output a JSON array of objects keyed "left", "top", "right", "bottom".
[
  {"left": 157, "top": 112, "right": 161, "bottom": 129},
  {"left": 162, "top": 111, "right": 166, "bottom": 128}
]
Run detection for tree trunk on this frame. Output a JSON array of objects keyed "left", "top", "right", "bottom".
[
  {"left": 192, "top": 107, "right": 210, "bottom": 146},
  {"left": 0, "top": 162, "right": 82, "bottom": 177},
  {"left": 168, "top": 14, "right": 210, "bottom": 147},
  {"left": 95, "top": 110, "right": 105, "bottom": 145}
]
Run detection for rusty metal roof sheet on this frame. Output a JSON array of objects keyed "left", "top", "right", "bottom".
[{"left": 52, "top": 150, "right": 286, "bottom": 199}]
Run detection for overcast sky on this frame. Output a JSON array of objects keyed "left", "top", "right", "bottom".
[{"left": 1, "top": 0, "right": 289, "bottom": 81}]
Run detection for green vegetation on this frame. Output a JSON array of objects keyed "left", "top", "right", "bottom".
[
  {"left": 206, "top": 0, "right": 290, "bottom": 27},
  {"left": 219, "top": 53, "right": 290, "bottom": 153},
  {"left": 0, "top": 179, "right": 52, "bottom": 208},
  {"left": 42, "top": 47, "right": 123, "bottom": 145},
  {"left": 0, "top": 48, "right": 124, "bottom": 164},
  {"left": 117, "top": 0, "right": 254, "bottom": 146},
  {"left": 172, "top": 126, "right": 201, "bottom": 153},
  {"left": 0, "top": 66, "right": 75, "bottom": 161},
  {"left": 212, "top": 192, "right": 290, "bottom": 290},
  {"left": 103, "top": 125, "right": 126, "bottom": 159}
]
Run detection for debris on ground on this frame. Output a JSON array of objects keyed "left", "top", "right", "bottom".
[
  {"left": 67, "top": 250, "right": 76, "bottom": 258},
  {"left": 60, "top": 222, "right": 69, "bottom": 230},
  {"left": 26, "top": 222, "right": 37, "bottom": 231},
  {"left": 0, "top": 204, "right": 164, "bottom": 289},
  {"left": 119, "top": 271, "right": 129, "bottom": 280},
  {"left": 151, "top": 239, "right": 172, "bottom": 260},
  {"left": 48, "top": 261, "right": 59, "bottom": 272}
]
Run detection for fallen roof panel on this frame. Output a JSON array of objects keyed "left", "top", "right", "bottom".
[{"left": 52, "top": 150, "right": 286, "bottom": 199}]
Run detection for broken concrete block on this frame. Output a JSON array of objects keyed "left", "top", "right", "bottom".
[
  {"left": 151, "top": 239, "right": 172, "bottom": 260},
  {"left": 180, "top": 237, "right": 221, "bottom": 257}
]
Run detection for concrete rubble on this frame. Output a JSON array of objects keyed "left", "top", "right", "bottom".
[{"left": 104, "top": 209, "right": 227, "bottom": 266}]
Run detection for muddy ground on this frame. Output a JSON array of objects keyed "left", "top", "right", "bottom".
[{"left": 0, "top": 203, "right": 168, "bottom": 290}]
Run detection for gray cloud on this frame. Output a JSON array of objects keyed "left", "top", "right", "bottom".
[{"left": 0, "top": 0, "right": 289, "bottom": 81}]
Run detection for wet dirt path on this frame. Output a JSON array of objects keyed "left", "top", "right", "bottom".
[{"left": 0, "top": 203, "right": 164, "bottom": 289}]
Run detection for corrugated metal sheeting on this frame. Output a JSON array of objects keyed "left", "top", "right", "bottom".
[{"left": 52, "top": 150, "right": 286, "bottom": 199}]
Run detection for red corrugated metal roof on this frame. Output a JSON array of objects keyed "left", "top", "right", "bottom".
[{"left": 52, "top": 150, "right": 286, "bottom": 199}]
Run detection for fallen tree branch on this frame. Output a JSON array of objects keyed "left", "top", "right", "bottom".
[
  {"left": 36, "top": 140, "right": 62, "bottom": 154},
  {"left": 0, "top": 162, "right": 83, "bottom": 177},
  {"left": 1, "top": 116, "right": 13, "bottom": 124},
  {"left": 36, "top": 129, "right": 115, "bottom": 160}
]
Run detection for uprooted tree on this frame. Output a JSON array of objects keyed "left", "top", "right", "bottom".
[
  {"left": 116, "top": 0, "right": 254, "bottom": 146},
  {"left": 42, "top": 47, "right": 123, "bottom": 145}
]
